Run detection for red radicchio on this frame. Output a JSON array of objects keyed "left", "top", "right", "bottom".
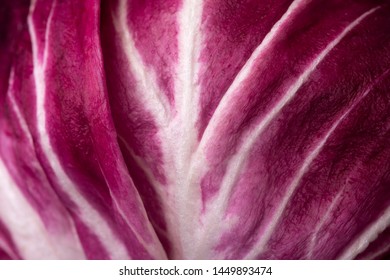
[{"left": 0, "top": 0, "right": 390, "bottom": 260}]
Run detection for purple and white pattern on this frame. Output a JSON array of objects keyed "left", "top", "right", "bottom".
[{"left": 0, "top": 0, "right": 389, "bottom": 259}]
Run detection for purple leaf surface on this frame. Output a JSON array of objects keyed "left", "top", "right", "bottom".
[{"left": 0, "top": 0, "right": 389, "bottom": 259}]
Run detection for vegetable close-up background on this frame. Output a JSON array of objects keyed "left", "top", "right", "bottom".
[{"left": 0, "top": 0, "right": 390, "bottom": 260}]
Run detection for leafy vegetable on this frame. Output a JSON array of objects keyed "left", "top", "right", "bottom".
[{"left": 0, "top": 0, "right": 389, "bottom": 259}]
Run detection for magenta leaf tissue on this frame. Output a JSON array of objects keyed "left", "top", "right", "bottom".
[{"left": 0, "top": 0, "right": 390, "bottom": 260}]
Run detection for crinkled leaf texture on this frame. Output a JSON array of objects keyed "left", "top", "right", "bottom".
[{"left": 0, "top": 0, "right": 390, "bottom": 260}]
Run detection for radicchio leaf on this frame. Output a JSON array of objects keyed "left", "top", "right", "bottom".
[{"left": 0, "top": 0, "right": 389, "bottom": 259}]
